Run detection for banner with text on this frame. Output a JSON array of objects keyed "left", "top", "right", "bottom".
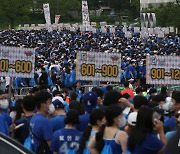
[
  {"left": 76, "top": 51, "right": 121, "bottom": 82},
  {"left": 82, "top": 1, "right": 90, "bottom": 31},
  {"left": 0, "top": 46, "right": 35, "bottom": 78},
  {"left": 43, "top": 3, "right": 52, "bottom": 32},
  {"left": 55, "top": 15, "right": 60, "bottom": 24},
  {"left": 146, "top": 56, "right": 180, "bottom": 84}
]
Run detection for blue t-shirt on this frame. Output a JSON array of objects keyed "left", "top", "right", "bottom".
[
  {"left": 30, "top": 114, "right": 53, "bottom": 153},
  {"left": 51, "top": 128, "right": 82, "bottom": 154},
  {"left": 139, "top": 65, "right": 146, "bottom": 78},
  {"left": 2, "top": 112, "right": 12, "bottom": 127},
  {"left": 131, "top": 133, "right": 164, "bottom": 154},
  {"left": 76, "top": 114, "right": 90, "bottom": 132},
  {"left": 0, "top": 112, "right": 12, "bottom": 136},
  {"left": 125, "top": 65, "right": 135, "bottom": 79},
  {"left": 164, "top": 117, "right": 176, "bottom": 131},
  {"left": 49, "top": 115, "right": 65, "bottom": 132}
]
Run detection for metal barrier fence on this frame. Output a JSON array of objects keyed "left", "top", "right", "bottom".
[
  {"left": 83, "top": 84, "right": 124, "bottom": 93},
  {"left": 13, "top": 85, "right": 180, "bottom": 99},
  {"left": 14, "top": 87, "right": 32, "bottom": 99}
]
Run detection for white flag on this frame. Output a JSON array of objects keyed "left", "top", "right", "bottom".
[
  {"left": 125, "top": 31, "right": 132, "bottom": 38},
  {"left": 43, "top": 3, "right": 52, "bottom": 32},
  {"left": 82, "top": 1, "right": 90, "bottom": 31},
  {"left": 169, "top": 27, "right": 174, "bottom": 33},
  {"left": 134, "top": 27, "right": 140, "bottom": 33},
  {"left": 55, "top": 15, "right": 60, "bottom": 24},
  {"left": 158, "top": 31, "right": 165, "bottom": 38},
  {"left": 101, "top": 26, "right": 107, "bottom": 33},
  {"left": 110, "top": 27, "right": 115, "bottom": 34}
]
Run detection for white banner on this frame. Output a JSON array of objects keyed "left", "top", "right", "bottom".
[
  {"left": 92, "top": 28, "right": 97, "bottom": 33},
  {"left": 157, "top": 31, "right": 165, "bottom": 38},
  {"left": 140, "top": 31, "right": 149, "bottom": 38},
  {"left": 43, "top": 3, "right": 52, "bottom": 32},
  {"left": 122, "top": 26, "right": 127, "bottom": 33},
  {"left": 110, "top": 27, "right": 115, "bottom": 34},
  {"left": 82, "top": 1, "right": 90, "bottom": 31},
  {"left": 134, "top": 27, "right": 140, "bottom": 33},
  {"left": 169, "top": 27, "right": 174, "bottom": 33},
  {"left": 0, "top": 46, "right": 35, "bottom": 78},
  {"left": 162, "top": 27, "right": 169, "bottom": 35},
  {"left": 146, "top": 56, "right": 180, "bottom": 85},
  {"left": 76, "top": 51, "right": 121, "bottom": 82},
  {"left": 125, "top": 31, "right": 132, "bottom": 38},
  {"left": 101, "top": 26, "right": 107, "bottom": 33},
  {"left": 148, "top": 28, "right": 154, "bottom": 35},
  {"left": 55, "top": 15, "right": 60, "bottom": 24},
  {"left": 70, "top": 27, "right": 76, "bottom": 32}
]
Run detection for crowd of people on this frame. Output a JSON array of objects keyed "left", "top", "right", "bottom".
[
  {"left": 0, "top": 27, "right": 180, "bottom": 154},
  {"left": 0, "top": 82, "right": 180, "bottom": 154},
  {"left": 0, "top": 27, "right": 179, "bottom": 89}
]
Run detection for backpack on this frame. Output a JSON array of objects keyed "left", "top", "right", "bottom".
[
  {"left": 24, "top": 135, "right": 32, "bottom": 150},
  {"left": 23, "top": 118, "right": 49, "bottom": 154},
  {"left": 23, "top": 118, "right": 32, "bottom": 151},
  {"left": 31, "top": 128, "right": 49, "bottom": 154}
]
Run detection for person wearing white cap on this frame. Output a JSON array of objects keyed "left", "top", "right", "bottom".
[
  {"left": 49, "top": 99, "right": 66, "bottom": 133},
  {"left": 124, "top": 112, "right": 138, "bottom": 135}
]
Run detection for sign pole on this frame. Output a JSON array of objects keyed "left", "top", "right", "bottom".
[
  {"left": 97, "top": 81, "right": 100, "bottom": 88},
  {"left": 8, "top": 77, "right": 13, "bottom": 100}
]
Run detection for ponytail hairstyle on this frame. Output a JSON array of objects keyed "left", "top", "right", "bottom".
[
  {"left": 95, "top": 104, "right": 123, "bottom": 152},
  {"left": 79, "top": 109, "right": 105, "bottom": 153}
]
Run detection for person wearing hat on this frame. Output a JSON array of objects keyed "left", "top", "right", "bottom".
[
  {"left": 49, "top": 99, "right": 66, "bottom": 132},
  {"left": 124, "top": 112, "right": 138, "bottom": 135},
  {"left": 50, "top": 109, "right": 82, "bottom": 154},
  {"left": 76, "top": 91, "right": 98, "bottom": 132}
]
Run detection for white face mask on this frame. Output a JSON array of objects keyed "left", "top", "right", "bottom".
[
  {"left": 0, "top": 99, "right": 9, "bottom": 110},
  {"left": 48, "top": 104, "right": 55, "bottom": 114},
  {"left": 118, "top": 117, "right": 127, "bottom": 128}
]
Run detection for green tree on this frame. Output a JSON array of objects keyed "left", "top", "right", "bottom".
[
  {"left": 153, "top": 3, "right": 180, "bottom": 29},
  {"left": 0, "top": 0, "right": 31, "bottom": 28},
  {"left": 130, "top": 0, "right": 140, "bottom": 17}
]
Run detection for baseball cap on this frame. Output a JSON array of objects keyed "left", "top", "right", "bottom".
[
  {"left": 83, "top": 91, "right": 98, "bottom": 113},
  {"left": 127, "top": 112, "right": 138, "bottom": 126},
  {"left": 52, "top": 99, "right": 64, "bottom": 109}
]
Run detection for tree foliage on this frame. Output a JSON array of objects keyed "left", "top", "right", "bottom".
[
  {"left": 0, "top": 0, "right": 179, "bottom": 29},
  {"left": 151, "top": 3, "right": 180, "bottom": 29},
  {"left": 0, "top": 0, "right": 31, "bottom": 28}
]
